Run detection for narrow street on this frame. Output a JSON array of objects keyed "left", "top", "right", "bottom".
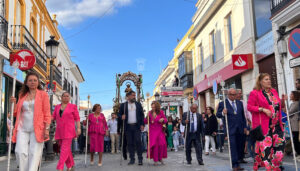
[{"left": 1, "top": 148, "right": 299, "bottom": 171}]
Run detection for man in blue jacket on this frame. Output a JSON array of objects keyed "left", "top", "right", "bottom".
[{"left": 217, "top": 88, "right": 246, "bottom": 171}]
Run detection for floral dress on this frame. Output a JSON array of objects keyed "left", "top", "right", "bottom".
[{"left": 253, "top": 90, "right": 285, "bottom": 171}]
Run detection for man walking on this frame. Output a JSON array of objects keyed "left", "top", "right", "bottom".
[
  {"left": 182, "top": 104, "right": 204, "bottom": 166},
  {"left": 217, "top": 88, "right": 246, "bottom": 171},
  {"left": 108, "top": 113, "right": 119, "bottom": 154},
  {"left": 118, "top": 90, "right": 145, "bottom": 165}
]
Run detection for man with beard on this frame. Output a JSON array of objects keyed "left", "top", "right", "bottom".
[{"left": 118, "top": 90, "right": 145, "bottom": 165}]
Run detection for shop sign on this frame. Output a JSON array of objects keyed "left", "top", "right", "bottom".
[
  {"left": 213, "top": 80, "right": 218, "bottom": 95},
  {"left": 161, "top": 91, "right": 183, "bottom": 96},
  {"left": 289, "top": 57, "right": 300, "bottom": 68},
  {"left": 161, "top": 86, "right": 183, "bottom": 91},
  {"left": 160, "top": 96, "right": 182, "bottom": 102},
  {"left": 232, "top": 54, "right": 253, "bottom": 70},
  {"left": 10, "top": 50, "right": 36, "bottom": 71},
  {"left": 288, "top": 28, "right": 300, "bottom": 58},
  {"left": 169, "top": 106, "right": 177, "bottom": 114}
]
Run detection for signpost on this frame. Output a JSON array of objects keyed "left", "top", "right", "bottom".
[
  {"left": 288, "top": 28, "right": 300, "bottom": 58},
  {"left": 7, "top": 50, "right": 36, "bottom": 171},
  {"left": 232, "top": 54, "right": 253, "bottom": 70},
  {"left": 289, "top": 57, "right": 300, "bottom": 68}
]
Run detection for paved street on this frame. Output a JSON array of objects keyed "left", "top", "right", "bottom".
[{"left": 1, "top": 148, "right": 299, "bottom": 171}]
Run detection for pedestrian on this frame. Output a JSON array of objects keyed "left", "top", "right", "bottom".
[
  {"left": 78, "top": 121, "right": 86, "bottom": 154},
  {"left": 172, "top": 126, "right": 180, "bottom": 152},
  {"left": 104, "top": 134, "right": 111, "bottom": 153},
  {"left": 52, "top": 92, "right": 81, "bottom": 171},
  {"left": 88, "top": 104, "right": 108, "bottom": 166},
  {"left": 108, "top": 113, "right": 119, "bottom": 154},
  {"left": 145, "top": 101, "right": 167, "bottom": 165},
  {"left": 216, "top": 118, "right": 225, "bottom": 153},
  {"left": 247, "top": 73, "right": 285, "bottom": 171},
  {"left": 166, "top": 116, "right": 174, "bottom": 150},
  {"left": 141, "top": 124, "right": 148, "bottom": 152},
  {"left": 118, "top": 90, "right": 145, "bottom": 165},
  {"left": 217, "top": 88, "right": 246, "bottom": 171},
  {"left": 10, "top": 72, "right": 51, "bottom": 171},
  {"left": 178, "top": 119, "right": 185, "bottom": 147},
  {"left": 289, "top": 91, "right": 300, "bottom": 156},
  {"left": 182, "top": 104, "right": 204, "bottom": 165},
  {"left": 204, "top": 106, "right": 218, "bottom": 155}
]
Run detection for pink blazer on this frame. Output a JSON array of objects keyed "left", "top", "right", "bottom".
[
  {"left": 12, "top": 89, "right": 51, "bottom": 143},
  {"left": 247, "top": 89, "right": 283, "bottom": 136},
  {"left": 53, "top": 103, "right": 80, "bottom": 140}
]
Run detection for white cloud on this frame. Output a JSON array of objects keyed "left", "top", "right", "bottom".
[{"left": 46, "top": 0, "right": 132, "bottom": 27}]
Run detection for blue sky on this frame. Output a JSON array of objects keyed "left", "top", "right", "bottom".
[{"left": 46, "top": 0, "right": 196, "bottom": 109}]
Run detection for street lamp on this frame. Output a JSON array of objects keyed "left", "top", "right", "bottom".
[
  {"left": 45, "top": 36, "right": 59, "bottom": 161},
  {"left": 154, "top": 92, "right": 160, "bottom": 101}
]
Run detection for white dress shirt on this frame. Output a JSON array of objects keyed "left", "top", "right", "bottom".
[
  {"left": 127, "top": 102, "right": 137, "bottom": 124},
  {"left": 189, "top": 112, "right": 197, "bottom": 132},
  {"left": 108, "top": 119, "right": 118, "bottom": 134}
]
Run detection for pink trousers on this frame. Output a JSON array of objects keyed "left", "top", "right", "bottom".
[{"left": 56, "top": 138, "right": 74, "bottom": 170}]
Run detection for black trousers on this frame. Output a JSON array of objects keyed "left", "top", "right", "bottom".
[
  {"left": 121, "top": 133, "right": 127, "bottom": 158},
  {"left": 126, "top": 124, "right": 143, "bottom": 162},
  {"left": 186, "top": 133, "right": 203, "bottom": 162},
  {"left": 292, "top": 131, "right": 300, "bottom": 155}
]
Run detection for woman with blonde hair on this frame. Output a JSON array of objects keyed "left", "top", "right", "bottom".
[
  {"left": 88, "top": 104, "right": 108, "bottom": 166},
  {"left": 10, "top": 72, "right": 51, "bottom": 171},
  {"left": 247, "top": 73, "right": 285, "bottom": 171},
  {"left": 145, "top": 101, "right": 167, "bottom": 165}
]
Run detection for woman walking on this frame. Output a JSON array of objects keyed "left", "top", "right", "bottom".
[
  {"left": 88, "top": 104, "right": 108, "bottom": 166},
  {"left": 145, "top": 101, "right": 167, "bottom": 165},
  {"left": 204, "top": 107, "right": 218, "bottom": 155},
  {"left": 166, "top": 116, "right": 174, "bottom": 150},
  {"left": 53, "top": 92, "right": 81, "bottom": 171},
  {"left": 247, "top": 73, "right": 285, "bottom": 171},
  {"left": 289, "top": 91, "right": 300, "bottom": 156},
  {"left": 10, "top": 72, "right": 51, "bottom": 171}
]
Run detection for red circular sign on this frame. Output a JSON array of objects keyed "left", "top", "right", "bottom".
[
  {"left": 288, "top": 28, "right": 300, "bottom": 58},
  {"left": 10, "top": 50, "right": 36, "bottom": 70}
]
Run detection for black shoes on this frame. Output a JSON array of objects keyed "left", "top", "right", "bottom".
[
  {"left": 198, "top": 160, "right": 204, "bottom": 165},
  {"left": 128, "top": 160, "right": 135, "bottom": 165},
  {"left": 187, "top": 161, "right": 192, "bottom": 165},
  {"left": 138, "top": 160, "right": 143, "bottom": 165},
  {"left": 239, "top": 159, "right": 247, "bottom": 164}
]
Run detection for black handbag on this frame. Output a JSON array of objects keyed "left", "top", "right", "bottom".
[{"left": 250, "top": 112, "right": 265, "bottom": 141}]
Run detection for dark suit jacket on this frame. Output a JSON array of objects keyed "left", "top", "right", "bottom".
[
  {"left": 216, "top": 99, "right": 246, "bottom": 135},
  {"left": 181, "top": 112, "right": 204, "bottom": 140},
  {"left": 118, "top": 101, "right": 145, "bottom": 130}
]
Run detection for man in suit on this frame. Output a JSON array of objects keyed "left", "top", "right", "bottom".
[
  {"left": 217, "top": 88, "right": 246, "bottom": 171},
  {"left": 118, "top": 90, "right": 145, "bottom": 165},
  {"left": 182, "top": 103, "right": 204, "bottom": 165}
]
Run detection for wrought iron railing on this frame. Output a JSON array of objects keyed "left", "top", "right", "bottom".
[
  {"left": 53, "top": 66, "right": 62, "bottom": 87},
  {"left": 271, "top": 0, "right": 295, "bottom": 16},
  {"left": 0, "top": 16, "right": 8, "bottom": 48},
  {"left": 9, "top": 25, "right": 47, "bottom": 72}
]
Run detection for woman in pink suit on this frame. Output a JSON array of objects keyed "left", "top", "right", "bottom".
[
  {"left": 10, "top": 72, "right": 51, "bottom": 171},
  {"left": 145, "top": 101, "right": 167, "bottom": 165},
  {"left": 247, "top": 73, "right": 285, "bottom": 171},
  {"left": 88, "top": 104, "right": 108, "bottom": 166},
  {"left": 53, "top": 92, "right": 81, "bottom": 171}
]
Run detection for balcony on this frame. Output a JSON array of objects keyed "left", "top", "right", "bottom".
[
  {"left": 0, "top": 16, "right": 8, "bottom": 48},
  {"left": 271, "top": 0, "right": 295, "bottom": 16},
  {"left": 53, "top": 66, "right": 62, "bottom": 87},
  {"left": 180, "top": 74, "right": 193, "bottom": 90},
  {"left": 9, "top": 25, "right": 47, "bottom": 72}
]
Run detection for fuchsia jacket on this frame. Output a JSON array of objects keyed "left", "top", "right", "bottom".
[
  {"left": 53, "top": 103, "right": 80, "bottom": 140},
  {"left": 12, "top": 89, "right": 51, "bottom": 143},
  {"left": 247, "top": 89, "right": 284, "bottom": 136}
]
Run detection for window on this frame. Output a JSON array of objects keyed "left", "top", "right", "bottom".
[
  {"left": 225, "top": 13, "right": 233, "bottom": 52},
  {"left": 30, "top": 18, "right": 37, "bottom": 41},
  {"left": 199, "top": 44, "right": 204, "bottom": 72},
  {"left": 254, "top": 0, "right": 272, "bottom": 38},
  {"left": 178, "top": 54, "right": 185, "bottom": 78},
  {"left": 210, "top": 31, "right": 216, "bottom": 64}
]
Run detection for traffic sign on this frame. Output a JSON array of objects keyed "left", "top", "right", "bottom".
[
  {"left": 213, "top": 80, "right": 218, "bottom": 95},
  {"left": 46, "top": 81, "right": 57, "bottom": 92},
  {"left": 10, "top": 50, "right": 36, "bottom": 70},
  {"left": 289, "top": 57, "right": 300, "bottom": 68},
  {"left": 288, "top": 28, "right": 300, "bottom": 58}
]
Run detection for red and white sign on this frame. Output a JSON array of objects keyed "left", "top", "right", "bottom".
[
  {"left": 161, "top": 91, "right": 183, "bottom": 96},
  {"left": 232, "top": 54, "right": 253, "bottom": 70},
  {"left": 10, "top": 50, "right": 36, "bottom": 71},
  {"left": 46, "top": 81, "right": 57, "bottom": 92}
]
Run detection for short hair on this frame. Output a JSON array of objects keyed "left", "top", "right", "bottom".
[
  {"left": 92, "top": 104, "right": 102, "bottom": 112},
  {"left": 126, "top": 90, "right": 136, "bottom": 97},
  {"left": 292, "top": 91, "right": 300, "bottom": 101},
  {"left": 206, "top": 106, "right": 214, "bottom": 114},
  {"left": 254, "top": 73, "right": 271, "bottom": 90},
  {"left": 61, "top": 91, "right": 69, "bottom": 97}
]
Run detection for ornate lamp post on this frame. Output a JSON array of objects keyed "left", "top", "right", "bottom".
[{"left": 45, "top": 36, "right": 59, "bottom": 160}]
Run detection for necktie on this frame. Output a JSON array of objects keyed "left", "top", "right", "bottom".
[
  {"left": 232, "top": 101, "right": 237, "bottom": 114},
  {"left": 191, "top": 113, "right": 195, "bottom": 132}
]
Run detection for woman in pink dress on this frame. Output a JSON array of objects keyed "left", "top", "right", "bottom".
[
  {"left": 145, "top": 101, "right": 167, "bottom": 165},
  {"left": 88, "top": 104, "right": 108, "bottom": 166}
]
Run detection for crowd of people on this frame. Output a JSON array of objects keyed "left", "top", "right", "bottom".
[{"left": 6, "top": 71, "right": 300, "bottom": 171}]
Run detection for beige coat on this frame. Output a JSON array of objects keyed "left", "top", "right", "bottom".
[{"left": 289, "top": 101, "right": 299, "bottom": 132}]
